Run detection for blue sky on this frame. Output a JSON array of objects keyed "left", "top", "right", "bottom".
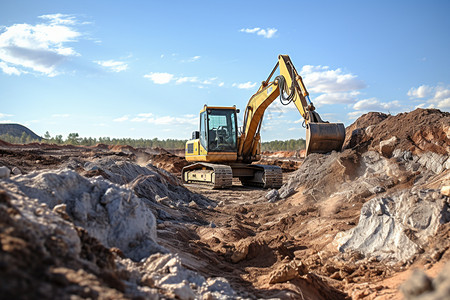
[{"left": 1, "top": 0, "right": 449, "bottom": 141}]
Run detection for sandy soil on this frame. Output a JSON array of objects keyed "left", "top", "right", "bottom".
[{"left": 0, "top": 108, "right": 449, "bottom": 299}]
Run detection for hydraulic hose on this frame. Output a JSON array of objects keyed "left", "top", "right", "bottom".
[{"left": 275, "top": 65, "right": 296, "bottom": 106}]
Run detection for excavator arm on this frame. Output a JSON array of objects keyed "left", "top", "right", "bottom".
[{"left": 238, "top": 55, "right": 345, "bottom": 162}]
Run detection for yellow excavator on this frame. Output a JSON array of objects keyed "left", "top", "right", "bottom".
[{"left": 182, "top": 55, "right": 345, "bottom": 188}]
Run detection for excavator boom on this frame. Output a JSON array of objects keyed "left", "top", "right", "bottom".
[{"left": 239, "top": 55, "right": 345, "bottom": 158}]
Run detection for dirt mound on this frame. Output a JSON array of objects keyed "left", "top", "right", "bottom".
[
  {"left": 258, "top": 151, "right": 303, "bottom": 172},
  {"left": 0, "top": 158, "right": 237, "bottom": 298},
  {"left": 7, "top": 168, "right": 161, "bottom": 261},
  {"left": 108, "top": 144, "right": 137, "bottom": 154},
  {"left": 0, "top": 143, "right": 189, "bottom": 176},
  {"left": 256, "top": 158, "right": 302, "bottom": 172},
  {"left": 149, "top": 152, "right": 189, "bottom": 174},
  {"left": 0, "top": 140, "right": 14, "bottom": 147},
  {"left": 345, "top": 108, "right": 450, "bottom": 155},
  {"left": 262, "top": 151, "right": 297, "bottom": 158},
  {"left": 1, "top": 109, "right": 449, "bottom": 299},
  {"left": 91, "top": 143, "right": 110, "bottom": 150},
  {"left": 0, "top": 184, "right": 237, "bottom": 299},
  {"left": 259, "top": 109, "right": 450, "bottom": 297},
  {"left": 0, "top": 190, "right": 125, "bottom": 299}
]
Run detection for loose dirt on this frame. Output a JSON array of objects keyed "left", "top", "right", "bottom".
[{"left": 0, "top": 108, "right": 449, "bottom": 299}]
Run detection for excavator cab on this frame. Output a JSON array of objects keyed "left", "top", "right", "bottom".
[
  {"left": 185, "top": 106, "right": 239, "bottom": 164},
  {"left": 201, "top": 108, "right": 238, "bottom": 152}
]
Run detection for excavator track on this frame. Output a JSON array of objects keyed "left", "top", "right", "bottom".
[
  {"left": 239, "top": 165, "right": 282, "bottom": 189},
  {"left": 182, "top": 163, "right": 232, "bottom": 189}
]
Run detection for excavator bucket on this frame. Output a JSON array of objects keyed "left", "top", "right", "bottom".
[{"left": 306, "top": 122, "right": 346, "bottom": 155}]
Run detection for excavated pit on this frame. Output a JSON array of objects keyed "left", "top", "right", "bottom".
[{"left": 0, "top": 108, "right": 449, "bottom": 299}]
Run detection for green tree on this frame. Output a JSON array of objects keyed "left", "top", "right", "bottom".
[
  {"left": 44, "top": 131, "right": 51, "bottom": 140},
  {"left": 55, "top": 135, "right": 63, "bottom": 144},
  {"left": 20, "top": 132, "right": 27, "bottom": 144},
  {"left": 66, "top": 133, "right": 81, "bottom": 145}
]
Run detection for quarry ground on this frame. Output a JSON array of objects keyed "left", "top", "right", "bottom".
[{"left": 0, "top": 108, "right": 449, "bottom": 300}]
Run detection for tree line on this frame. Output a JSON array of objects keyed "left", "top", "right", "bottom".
[
  {"left": 261, "top": 139, "right": 306, "bottom": 151},
  {"left": 0, "top": 132, "right": 306, "bottom": 151}
]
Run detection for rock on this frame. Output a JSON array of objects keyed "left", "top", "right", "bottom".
[
  {"left": 334, "top": 188, "right": 449, "bottom": 263},
  {"left": 280, "top": 187, "right": 295, "bottom": 199},
  {"left": 370, "top": 186, "right": 386, "bottom": 194},
  {"left": 265, "top": 189, "right": 279, "bottom": 202},
  {"left": 168, "top": 281, "right": 195, "bottom": 300},
  {"left": 268, "top": 260, "right": 299, "bottom": 284},
  {"left": 441, "top": 186, "right": 450, "bottom": 197},
  {"left": 417, "top": 152, "right": 448, "bottom": 174},
  {"left": 379, "top": 136, "right": 398, "bottom": 157},
  {"left": 231, "top": 244, "right": 249, "bottom": 263},
  {"left": 401, "top": 269, "right": 433, "bottom": 299},
  {"left": 11, "top": 167, "right": 22, "bottom": 175},
  {"left": 0, "top": 166, "right": 11, "bottom": 178},
  {"left": 52, "top": 203, "right": 71, "bottom": 221},
  {"left": 83, "top": 158, "right": 213, "bottom": 208},
  {"left": 135, "top": 253, "right": 236, "bottom": 299},
  {"left": 5, "top": 168, "right": 161, "bottom": 261},
  {"left": 365, "top": 125, "right": 376, "bottom": 137}
]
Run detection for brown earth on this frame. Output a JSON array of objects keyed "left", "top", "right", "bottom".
[
  {"left": 0, "top": 108, "right": 449, "bottom": 299},
  {"left": 344, "top": 108, "right": 450, "bottom": 155}
]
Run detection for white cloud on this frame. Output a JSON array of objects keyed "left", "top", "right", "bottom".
[
  {"left": 0, "top": 61, "right": 21, "bottom": 75},
  {"left": 0, "top": 14, "right": 82, "bottom": 76},
  {"left": 347, "top": 111, "right": 364, "bottom": 120},
  {"left": 353, "top": 98, "right": 401, "bottom": 111},
  {"left": 240, "top": 27, "right": 277, "bottom": 38},
  {"left": 137, "top": 113, "right": 153, "bottom": 118},
  {"left": 0, "top": 113, "right": 13, "bottom": 118},
  {"left": 232, "top": 81, "right": 257, "bottom": 89},
  {"left": 300, "top": 65, "right": 366, "bottom": 94},
  {"left": 113, "top": 115, "right": 129, "bottom": 122},
  {"left": 408, "top": 84, "right": 450, "bottom": 110},
  {"left": 407, "top": 85, "right": 433, "bottom": 98},
  {"left": 39, "top": 14, "right": 77, "bottom": 25},
  {"left": 144, "top": 72, "right": 222, "bottom": 88},
  {"left": 298, "top": 65, "right": 366, "bottom": 107},
  {"left": 176, "top": 76, "right": 198, "bottom": 84},
  {"left": 185, "top": 55, "right": 201, "bottom": 62},
  {"left": 144, "top": 72, "right": 174, "bottom": 84},
  {"left": 0, "top": 120, "right": 14, "bottom": 123},
  {"left": 314, "top": 91, "right": 361, "bottom": 106},
  {"left": 348, "top": 98, "right": 402, "bottom": 119},
  {"left": 95, "top": 59, "right": 128, "bottom": 72},
  {"left": 131, "top": 117, "right": 147, "bottom": 122}
]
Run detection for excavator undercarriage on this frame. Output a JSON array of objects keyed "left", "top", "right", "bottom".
[{"left": 182, "top": 162, "right": 282, "bottom": 189}]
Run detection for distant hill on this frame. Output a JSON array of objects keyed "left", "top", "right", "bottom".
[{"left": 0, "top": 124, "right": 42, "bottom": 141}]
